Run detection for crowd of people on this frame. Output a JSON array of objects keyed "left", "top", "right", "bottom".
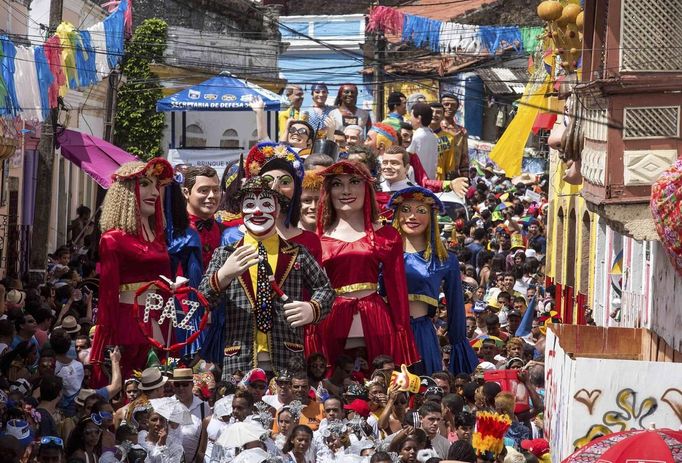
[{"left": 0, "top": 84, "right": 557, "bottom": 463}]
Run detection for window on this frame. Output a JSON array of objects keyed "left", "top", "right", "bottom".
[
  {"left": 248, "top": 129, "right": 259, "bottom": 148},
  {"left": 220, "top": 129, "right": 240, "bottom": 149},
  {"left": 185, "top": 124, "right": 206, "bottom": 148}
]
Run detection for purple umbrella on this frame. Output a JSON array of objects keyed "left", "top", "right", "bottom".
[{"left": 56, "top": 129, "right": 139, "bottom": 189}]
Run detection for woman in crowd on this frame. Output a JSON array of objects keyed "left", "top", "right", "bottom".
[
  {"left": 283, "top": 424, "right": 314, "bottom": 463},
  {"left": 316, "top": 160, "right": 418, "bottom": 366},
  {"left": 389, "top": 187, "right": 478, "bottom": 375},
  {"left": 308, "top": 83, "right": 335, "bottom": 132},
  {"left": 141, "top": 410, "right": 185, "bottom": 463},
  {"left": 65, "top": 415, "right": 102, "bottom": 463},
  {"left": 90, "top": 159, "right": 173, "bottom": 385},
  {"left": 328, "top": 84, "right": 372, "bottom": 132},
  {"left": 274, "top": 402, "right": 302, "bottom": 451}
]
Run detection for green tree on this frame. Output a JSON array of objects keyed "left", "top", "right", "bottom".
[{"left": 115, "top": 19, "right": 168, "bottom": 161}]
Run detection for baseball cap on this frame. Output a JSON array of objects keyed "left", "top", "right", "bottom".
[
  {"left": 344, "top": 399, "right": 370, "bottom": 418},
  {"left": 244, "top": 369, "right": 267, "bottom": 385},
  {"left": 521, "top": 438, "right": 550, "bottom": 457}
]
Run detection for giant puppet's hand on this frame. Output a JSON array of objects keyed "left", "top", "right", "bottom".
[
  {"left": 216, "top": 245, "right": 260, "bottom": 287},
  {"left": 449, "top": 177, "right": 469, "bottom": 197},
  {"left": 284, "top": 301, "right": 315, "bottom": 328},
  {"left": 249, "top": 96, "right": 265, "bottom": 113}
]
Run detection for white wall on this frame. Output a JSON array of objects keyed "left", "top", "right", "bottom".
[
  {"left": 650, "top": 242, "right": 682, "bottom": 353},
  {"left": 545, "top": 328, "right": 682, "bottom": 462}
]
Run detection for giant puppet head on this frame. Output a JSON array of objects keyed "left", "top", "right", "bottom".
[
  {"left": 236, "top": 176, "right": 290, "bottom": 238},
  {"left": 245, "top": 142, "right": 304, "bottom": 228},
  {"left": 364, "top": 122, "right": 397, "bottom": 156}
]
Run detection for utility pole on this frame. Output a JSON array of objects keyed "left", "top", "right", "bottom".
[
  {"left": 103, "top": 70, "right": 121, "bottom": 143},
  {"left": 29, "top": 0, "right": 63, "bottom": 280},
  {"left": 373, "top": 31, "right": 386, "bottom": 122}
]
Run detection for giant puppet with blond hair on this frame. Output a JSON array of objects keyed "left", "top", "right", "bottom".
[
  {"left": 90, "top": 158, "right": 174, "bottom": 386},
  {"left": 388, "top": 186, "right": 478, "bottom": 376}
]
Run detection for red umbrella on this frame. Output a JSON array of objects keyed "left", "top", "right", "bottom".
[{"left": 563, "top": 428, "right": 682, "bottom": 463}]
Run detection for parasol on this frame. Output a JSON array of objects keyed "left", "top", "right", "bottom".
[
  {"left": 55, "top": 129, "right": 138, "bottom": 189},
  {"left": 470, "top": 335, "right": 505, "bottom": 349},
  {"left": 563, "top": 428, "right": 682, "bottom": 463},
  {"left": 216, "top": 421, "right": 268, "bottom": 449},
  {"left": 149, "top": 397, "right": 193, "bottom": 425}
]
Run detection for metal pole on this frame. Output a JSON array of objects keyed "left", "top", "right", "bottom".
[
  {"left": 373, "top": 31, "right": 386, "bottom": 122},
  {"left": 181, "top": 111, "right": 187, "bottom": 147},
  {"left": 171, "top": 112, "right": 176, "bottom": 149}
]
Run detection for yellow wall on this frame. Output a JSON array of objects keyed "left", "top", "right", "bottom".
[{"left": 546, "top": 137, "right": 598, "bottom": 322}]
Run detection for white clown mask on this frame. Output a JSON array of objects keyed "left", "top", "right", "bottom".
[{"left": 242, "top": 191, "right": 279, "bottom": 237}]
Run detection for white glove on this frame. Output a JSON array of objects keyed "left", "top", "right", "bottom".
[
  {"left": 284, "top": 301, "right": 315, "bottom": 328},
  {"left": 217, "top": 245, "right": 260, "bottom": 285}
]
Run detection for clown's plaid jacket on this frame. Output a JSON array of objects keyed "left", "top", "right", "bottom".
[{"left": 199, "top": 237, "right": 334, "bottom": 377}]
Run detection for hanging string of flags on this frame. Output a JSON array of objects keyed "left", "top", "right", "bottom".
[
  {"left": 367, "top": 5, "right": 544, "bottom": 56},
  {"left": 0, "top": 0, "right": 131, "bottom": 122}
]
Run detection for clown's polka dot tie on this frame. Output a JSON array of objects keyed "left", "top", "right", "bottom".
[{"left": 255, "top": 242, "right": 273, "bottom": 332}]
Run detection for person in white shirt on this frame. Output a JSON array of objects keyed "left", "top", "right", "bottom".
[
  {"left": 378, "top": 146, "right": 416, "bottom": 192},
  {"left": 170, "top": 368, "right": 212, "bottom": 463},
  {"left": 262, "top": 372, "right": 294, "bottom": 411},
  {"left": 407, "top": 103, "right": 439, "bottom": 179},
  {"left": 52, "top": 329, "right": 83, "bottom": 412},
  {"left": 419, "top": 402, "right": 450, "bottom": 459}
]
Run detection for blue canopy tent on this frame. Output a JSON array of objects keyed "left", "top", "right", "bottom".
[{"left": 156, "top": 72, "right": 289, "bottom": 148}]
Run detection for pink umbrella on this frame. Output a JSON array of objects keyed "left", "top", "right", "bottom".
[{"left": 56, "top": 129, "right": 138, "bottom": 189}]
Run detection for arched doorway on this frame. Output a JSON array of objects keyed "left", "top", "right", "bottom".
[{"left": 564, "top": 208, "right": 577, "bottom": 323}]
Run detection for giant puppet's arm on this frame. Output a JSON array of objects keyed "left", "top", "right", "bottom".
[
  {"left": 199, "top": 246, "right": 229, "bottom": 305},
  {"left": 199, "top": 245, "right": 259, "bottom": 305},
  {"left": 380, "top": 227, "right": 419, "bottom": 365},
  {"left": 410, "top": 153, "right": 468, "bottom": 196},
  {"left": 250, "top": 97, "right": 272, "bottom": 143},
  {"left": 297, "top": 247, "right": 335, "bottom": 324},
  {"left": 444, "top": 253, "right": 479, "bottom": 374},
  {"left": 97, "top": 231, "right": 121, "bottom": 328},
  {"left": 410, "top": 154, "right": 444, "bottom": 192},
  {"left": 457, "top": 129, "right": 470, "bottom": 177}
]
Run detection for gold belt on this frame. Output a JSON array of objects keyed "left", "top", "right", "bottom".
[
  {"left": 408, "top": 294, "right": 439, "bottom": 307},
  {"left": 335, "top": 283, "right": 378, "bottom": 295},
  {"left": 119, "top": 281, "right": 153, "bottom": 292}
]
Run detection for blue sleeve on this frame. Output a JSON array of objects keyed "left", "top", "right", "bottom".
[
  {"left": 444, "top": 255, "right": 479, "bottom": 374},
  {"left": 221, "top": 226, "right": 244, "bottom": 247}
]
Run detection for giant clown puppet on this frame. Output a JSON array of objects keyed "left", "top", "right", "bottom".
[{"left": 199, "top": 176, "right": 335, "bottom": 377}]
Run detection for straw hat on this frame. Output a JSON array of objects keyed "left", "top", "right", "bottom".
[
  {"left": 169, "top": 368, "right": 194, "bottom": 382},
  {"left": 512, "top": 173, "right": 537, "bottom": 185},
  {"left": 5, "top": 289, "right": 25, "bottom": 306},
  {"left": 139, "top": 367, "right": 168, "bottom": 391},
  {"left": 55, "top": 315, "right": 81, "bottom": 334}
]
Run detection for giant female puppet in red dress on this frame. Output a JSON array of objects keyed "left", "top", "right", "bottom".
[
  {"left": 90, "top": 158, "right": 174, "bottom": 386},
  {"left": 316, "top": 160, "right": 418, "bottom": 365}
]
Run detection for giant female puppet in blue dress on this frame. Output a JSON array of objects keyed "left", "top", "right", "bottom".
[{"left": 388, "top": 186, "right": 478, "bottom": 375}]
